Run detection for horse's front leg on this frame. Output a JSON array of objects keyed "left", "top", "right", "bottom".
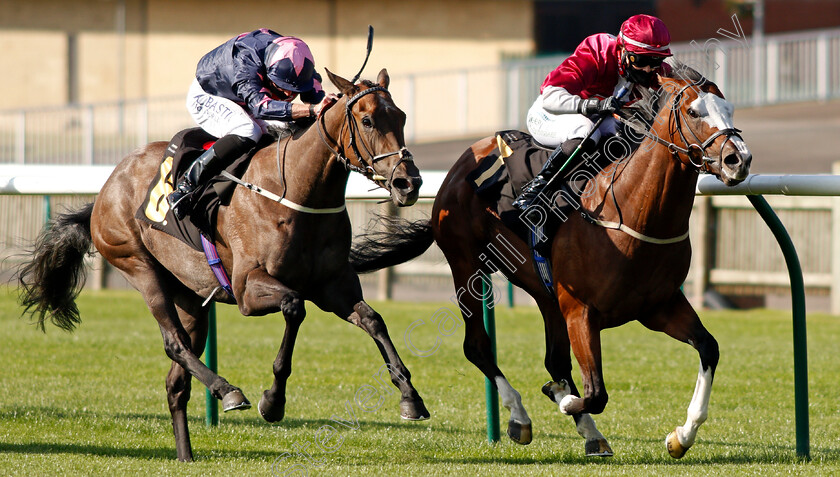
[
  {"left": 236, "top": 268, "right": 306, "bottom": 422},
  {"left": 313, "top": 265, "right": 429, "bottom": 421},
  {"left": 560, "top": 301, "right": 608, "bottom": 416},
  {"left": 539, "top": 297, "right": 612, "bottom": 457},
  {"left": 639, "top": 292, "right": 719, "bottom": 459}
]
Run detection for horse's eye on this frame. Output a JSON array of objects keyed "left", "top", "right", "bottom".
[
  {"left": 361, "top": 117, "right": 373, "bottom": 128},
  {"left": 687, "top": 108, "right": 700, "bottom": 119}
]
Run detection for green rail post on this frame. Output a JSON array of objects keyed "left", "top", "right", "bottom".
[
  {"left": 747, "top": 195, "right": 809, "bottom": 460},
  {"left": 44, "top": 195, "right": 51, "bottom": 222},
  {"left": 482, "top": 275, "right": 500, "bottom": 443},
  {"left": 205, "top": 304, "right": 219, "bottom": 427},
  {"left": 507, "top": 281, "right": 514, "bottom": 308}
]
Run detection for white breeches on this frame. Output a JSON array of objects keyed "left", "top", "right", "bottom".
[
  {"left": 525, "top": 96, "right": 618, "bottom": 148},
  {"left": 186, "top": 79, "right": 292, "bottom": 141}
]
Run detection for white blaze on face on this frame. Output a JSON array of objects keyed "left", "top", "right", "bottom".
[{"left": 689, "top": 92, "right": 751, "bottom": 157}]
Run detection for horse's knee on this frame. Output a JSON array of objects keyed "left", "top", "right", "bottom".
[
  {"left": 166, "top": 368, "right": 192, "bottom": 410},
  {"left": 161, "top": 330, "right": 192, "bottom": 362},
  {"left": 585, "top": 388, "right": 609, "bottom": 414},
  {"left": 353, "top": 302, "right": 388, "bottom": 335}
]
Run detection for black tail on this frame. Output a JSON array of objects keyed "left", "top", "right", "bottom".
[
  {"left": 350, "top": 214, "right": 434, "bottom": 273},
  {"left": 16, "top": 202, "right": 95, "bottom": 332}
]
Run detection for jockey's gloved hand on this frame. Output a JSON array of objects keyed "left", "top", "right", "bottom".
[{"left": 578, "top": 96, "right": 621, "bottom": 116}]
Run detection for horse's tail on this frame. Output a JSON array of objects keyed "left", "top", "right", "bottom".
[
  {"left": 17, "top": 202, "right": 95, "bottom": 332},
  {"left": 350, "top": 214, "right": 434, "bottom": 273}
]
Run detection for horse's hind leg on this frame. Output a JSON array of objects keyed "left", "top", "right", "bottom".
[
  {"left": 165, "top": 298, "right": 210, "bottom": 462},
  {"left": 450, "top": 259, "right": 532, "bottom": 445},
  {"left": 540, "top": 300, "right": 612, "bottom": 457},
  {"left": 639, "top": 292, "right": 719, "bottom": 459},
  {"left": 314, "top": 265, "right": 429, "bottom": 421}
]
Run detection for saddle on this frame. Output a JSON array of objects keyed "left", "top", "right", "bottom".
[
  {"left": 466, "top": 129, "right": 640, "bottom": 294},
  {"left": 135, "top": 127, "right": 265, "bottom": 251}
]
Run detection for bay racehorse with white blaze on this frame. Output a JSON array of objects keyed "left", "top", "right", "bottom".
[
  {"left": 17, "top": 68, "right": 430, "bottom": 461},
  {"left": 350, "top": 62, "right": 751, "bottom": 458}
]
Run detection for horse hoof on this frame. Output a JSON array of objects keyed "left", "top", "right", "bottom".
[
  {"left": 585, "top": 438, "right": 614, "bottom": 457},
  {"left": 400, "top": 399, "right": 430, "bottom": 421},
  {"left": 541, "top": 381, "right": 557, "bottom": 401},
  {"left": 222, "top": 389, "right": 251, "bottom": 412},
  {"left": 507, "top": 421, "right": 532, "bottom": 445},
  {"left": 666, "top": 430, "right": 688, "bottom": 459},
  {"left": 258, "top": 392, "right": 285, "bottom": 422}
]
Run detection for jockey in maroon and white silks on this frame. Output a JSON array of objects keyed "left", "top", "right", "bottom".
[
  {"left": 169, "top": 29, "right": 337, "bottom": 220},
  {"left": 514, "top": 14, "right": 673, "bottom": 214},
  {"left": 526, "top": 14, "right": 672, "bottom": 147}
]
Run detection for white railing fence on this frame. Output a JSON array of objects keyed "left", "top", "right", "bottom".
[
  {"left": 2, "top": 27, "right": 839, "bottom": 166},
  {"left": 2, "top": 166, "right": 840, "bottom": 314}
]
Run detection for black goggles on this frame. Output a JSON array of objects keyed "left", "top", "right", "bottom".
[{"left": 627, "top": 53, "right": 665, "bottom": 68}]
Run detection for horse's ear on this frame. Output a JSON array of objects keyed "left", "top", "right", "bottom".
[
  {"left": 325, "top": 68, "right": 356, "bottom": 95},
  {"left": 377, "top": 68, "right": 390, "bottom": 89}
]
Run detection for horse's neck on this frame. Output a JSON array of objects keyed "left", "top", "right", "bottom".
[
  {"left": 597, "top": 120, "right": 698, "bottom": 236},
  {"left": 261, "top": 116, "right": 350, "bottom": 208}
]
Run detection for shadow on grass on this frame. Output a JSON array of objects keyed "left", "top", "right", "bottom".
[{"left": 0, "top": 441, "right": 281, "bottom": 461}]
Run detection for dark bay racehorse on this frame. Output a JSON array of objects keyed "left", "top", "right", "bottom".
[
  {"left": 17, "top": 69, "right": 429, "bottom": 461},
  {"left": 350, "top": 65, "right": 751, "bottom": 458}
]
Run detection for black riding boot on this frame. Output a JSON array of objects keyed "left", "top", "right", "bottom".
[
  {"left": 512, "top": 138, "right": 585, "bottom": 212},
  {"left": 167, "top": 135, "right": 255, "bottom": 220}
]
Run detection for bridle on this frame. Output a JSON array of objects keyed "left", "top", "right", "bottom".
[
  {"left": 614, "top": 80, "right": 744, "bottom": 173},
  {"left": 316, "top": 85, "right": 414, "bottom": 189},
  {"left": 583, "top": 79, "right": 744, "bottom": 245}
]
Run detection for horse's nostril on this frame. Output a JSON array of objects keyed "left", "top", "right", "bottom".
[
  {"left": 392, "top": 177, "right": 412, "bottom": 191},
  {"left": 723, "top": 153, "right": 741, "bottom": 168}
]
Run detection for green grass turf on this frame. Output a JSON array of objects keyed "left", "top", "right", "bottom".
[{"left": 1, "top": 287, "right": 838, "bottom": 475}]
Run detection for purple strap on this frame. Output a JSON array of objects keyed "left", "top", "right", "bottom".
[{"left": 200, "top": 233, "right": 236, "bottom": 302}]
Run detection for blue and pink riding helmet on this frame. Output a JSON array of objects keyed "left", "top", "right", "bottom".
[{"left": 264, "top": 36, "right": 318, "bottom": 93}]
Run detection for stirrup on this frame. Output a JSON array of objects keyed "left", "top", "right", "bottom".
[
  {"left": 167, "top": 183, "right": 196, "bottom": 220},
  {"left": 513, "top": 177, "right": 548, "bottom": 211}
]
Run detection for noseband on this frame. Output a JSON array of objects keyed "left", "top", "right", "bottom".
[{"left": 317, "top": 86, "right": 414, "bottom": 189}]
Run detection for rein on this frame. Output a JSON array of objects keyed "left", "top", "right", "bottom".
[{"left": 316, "top": 86, "right": 414, "bottom": 188}]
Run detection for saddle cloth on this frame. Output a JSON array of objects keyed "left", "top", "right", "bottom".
[
  {"left": 466, "top": 130, "right": 589, "bottom": 249},
  {"left": 134, "top": 127, "right": 256, "bottom": 251}
]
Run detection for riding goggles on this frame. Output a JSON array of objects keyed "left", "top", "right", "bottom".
[{"left": 627, "top": 53, "right": 665, "bottom": 68}]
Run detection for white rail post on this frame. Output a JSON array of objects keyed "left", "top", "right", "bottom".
[
  {"left": 15, "top": 111, "right": 26, "bottom": 164},
  {"left": 404, "top": 75, "right": 416, "bottom": 143},
  {"left": 691, "top": 196, "right": 713, "bottom": 309},
  {"left": 817, "top": 33, "right": 829, "bottom": 102},
  {"left": 83, "top": 105, "right": 95, "bottom": 165},
  {"left": 457, "top": 70, "right": 468, "bottom": 135}
]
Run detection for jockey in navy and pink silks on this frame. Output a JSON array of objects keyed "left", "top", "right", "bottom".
[
  {"left": 513, "top": 14, "right": 673, "bottom": 212},
  {"left": 168, "top": 28, "right": 338, "bottom": 220}
]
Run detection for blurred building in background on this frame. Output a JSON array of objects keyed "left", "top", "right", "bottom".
[{"left": 3, "top": 0, "right": 839, "bottom": 109}]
